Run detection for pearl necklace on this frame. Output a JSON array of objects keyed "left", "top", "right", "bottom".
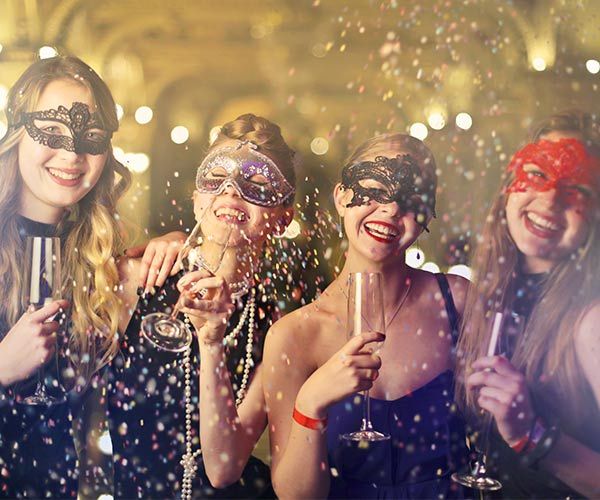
[{"left": 180, "top": 287, "right": 257, "bottom": 499}]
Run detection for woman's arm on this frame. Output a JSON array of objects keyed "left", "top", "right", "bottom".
[
  {"left": 178, "top": 272, "right": 267, "bottom": 487},
  {"left": 263, "top": 321, "right": 383, "bottom": 499},
  {"left": 468, "top": 302, "right": 600, "bottom": 499}
]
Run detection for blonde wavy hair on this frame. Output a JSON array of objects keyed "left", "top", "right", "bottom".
[
  {"left": 0, "top": 56, "right": 131, "bottom": 384},
  {"left": 455, "top": 111, "right": 600, "bottom": 428}
]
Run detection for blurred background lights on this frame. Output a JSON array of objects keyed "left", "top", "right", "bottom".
[
  {"left": 448, "top": 264, "right": 473, "bottom": 280},
  {"left": 0, "top": 43, "right": 3, "bottom": 54},
  {"left": 427, "top": 112, "right": 446, "bottom": 130},
  {"left": 531, "top": 56, "right": 547, "bottom": 72},
  {"left": 586, "top": 59, "right": 600, "bottom": 74},
  {"left": 124, "top": 152, "right": 150, "bottom": 173},
  {"left": 455, "top": 112, "right": 473, "bottom": 130},
  {"left": 0, "top": 118, "right": 7, "bottom": 139},
  {"left": 0, "top": 84, "right": 8, "bottom": 110},
  {"left": 112, "top": 146, "right": 126, "bottom": 163},
  {"left": 134, "top": 105, "right": 153, "bottom": 125},
  {"left": 209, "top": 125, "right": 222, "bottom": 145},
  {"left": 115, "top": 103, "right": 124, "bottom": 121},
  {"left": 97, "top": 495, "right": 114, "bottom": 500},
  {"left": 38, "top": 46, "right": 58, "bottom": 59},
  {"left": 409, "top": 122, "right": 428, "bottom": 141},
  {"left": 310, "top": 137, "right": 329, "bottom": 155},
  {"left": 405, "top": 247, "right": 424, "bottom": 268},
  {"left": 421, "top": 262, "right": 441, "bottom": 273},
  {"left": 97, "top": 430, "right": 113, "bottom": 455},
  {"left": 171, "top": 125, "right": 189, "bottom": 144}
]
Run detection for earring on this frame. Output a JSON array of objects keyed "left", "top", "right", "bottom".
[{"left": 415, "top": 242, "right": 422, "bottom": 261}]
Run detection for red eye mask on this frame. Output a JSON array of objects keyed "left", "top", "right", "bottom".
[{"left": 507, "top": 138, "right": 600, "bottom": 208}]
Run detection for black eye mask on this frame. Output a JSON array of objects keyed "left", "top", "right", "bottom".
[
  {"left": 18, "top": 102, "right": 112, "bottom": 155},
  {"left": 341, "top": 154, "right": 436, "bottom": 231}
]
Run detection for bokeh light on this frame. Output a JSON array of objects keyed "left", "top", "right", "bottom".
[
  {"left": 409, "top": 122, "right": 428, "bottom": 141},
  {"left": 135, "top": 106, "right": 153, "bottom": 125},
  {"left": 171, "top": 125, "right": 190, "bottom": 144}
]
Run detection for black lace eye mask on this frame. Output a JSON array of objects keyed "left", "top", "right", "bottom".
[
  {"left": 341, "top": 154, "right": 436, "bottom": 231},
  {"left": 17, "top": 102, "right": 112, "bottom": 155}
]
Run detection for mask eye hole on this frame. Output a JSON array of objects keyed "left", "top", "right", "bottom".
[
  {"left": 248, "top": 174, "right": 269, "bottom": 186},
  {"left": 206, "top": 167, "right": 228, "bottom": 179}
]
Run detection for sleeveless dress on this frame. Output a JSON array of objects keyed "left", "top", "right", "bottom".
[
  {"left": 0, "top": 216, "right": 80, "bottom": 498},
  {"left": 326, "top": 274, "right": 468, "bottom": 499},
  {"left": 108, "top": 273, "right": 276, "bottom": 498}
]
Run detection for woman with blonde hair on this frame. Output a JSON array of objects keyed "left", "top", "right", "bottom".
[
  {"left": 188, "top": 132, "right": 470, "bottom": 498},
  {"left": 456, "top": 111, "right": 600, "bottom": 497},
  {"left": 0, "top": 55, "right": 181, "bottom": 497},
  {"left": 109, "top": 113, "right": 296, "bottom": 498}
]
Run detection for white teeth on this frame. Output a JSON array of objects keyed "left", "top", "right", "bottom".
[
  {"left": 47, "top": 168, "right": 83, "bottom": 180},
  {"left": 215, "top": 207, "right": 247, "bottom": 222},
  {"left": 526, "top": 212, "right": 560, "bottom": 231},
  {"left": 364, "top": 222, "right": 398, "bottom": 238}
]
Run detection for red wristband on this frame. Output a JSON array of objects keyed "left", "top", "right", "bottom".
[{"left": 293, "top": 407, "right": 327, "bottom": 430}]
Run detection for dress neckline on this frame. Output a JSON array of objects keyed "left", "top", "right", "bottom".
[
  {"left": 17, "top": 214, "right": 58, "bottom": 237},
  {"left": 367, "top": 369, "right": 453, "bottom": 403}
]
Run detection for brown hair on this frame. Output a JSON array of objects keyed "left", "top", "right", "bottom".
[
  {"left": 0, "top": 56, "right": 131, "bottom": 383},
  {"left": 456, "top": 110, "right": 600, "bottom": 427},
  {"left": 211, "top": 113, "right": 296, "bottom": 201}
]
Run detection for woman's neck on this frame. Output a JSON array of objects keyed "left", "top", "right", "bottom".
[
  {"left": 336, "top": 249, "right": 412, "bottom": 307},
  {"left": 18, "top": 193, "right": 65, "bottom": 224}
]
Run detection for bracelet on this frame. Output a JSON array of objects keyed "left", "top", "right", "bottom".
[
  {"left": 293, "top": 406, "right": 327, "bottom": 431},
  {"left": 520, "top": 417, "right": 561, "bottom": 468}
]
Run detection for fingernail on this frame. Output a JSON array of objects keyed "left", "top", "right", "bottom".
[{"left": 136, "top": 287, "right": 144, "bottom": 296}]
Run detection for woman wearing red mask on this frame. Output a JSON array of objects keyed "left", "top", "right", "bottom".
[{"left": 456, "top": 111, "right": 600, "bottom": 498}]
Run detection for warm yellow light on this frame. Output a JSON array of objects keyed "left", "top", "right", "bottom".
[
  {"left": 134, "top": 106, "right": 153, "bottom": 125},
  {"left": 112, "top": 146, "right": 126, "bottom": 163},
  {"left": 532, "top": 57, "right": 547, "bottom": 72},
  {"left": 0, "top": 44, "right": 3, "bottom": 54},
  {"left": 171, "top": 125, "right": 189, "bottom": 145},
  {"left": 282, "top": 220, "right": 301, "bottom": 239},
  {"left": 586, "top": 59, "right": 600, "bottom": 75},
  {"left": 115, "top": 104, "right": 124, "bottom": 121},
  {"left": 455, "top": 112, "right": 473, "bottom": 130},
  {"left": 310, "top": 137, "right": 329, "bottom": 155},
  {"left": 38, "top": 46, "right": 58, "bottom": 59},
  {"left": 427, "top": 112, "right": 446, "bottom": 130},
  {"left": 409, "top": 122, "right": 428, "bottom": 141}
]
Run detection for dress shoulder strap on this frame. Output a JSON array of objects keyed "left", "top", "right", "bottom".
[{"left": 434, "top": 273, "right": 460, "bottom": 346}]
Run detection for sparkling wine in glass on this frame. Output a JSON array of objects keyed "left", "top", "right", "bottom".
[
  {"left": 341, "top": 272, "right": 390, "bottom": 442},
  {"left": 140, "top": 220, "right": 233, "bottom": 352},
  {"left": 18, "top": 236, "right": 65, "bottom": 405},
  {"left": 451, "top": 312, "right": 504, "bottom": 491}
]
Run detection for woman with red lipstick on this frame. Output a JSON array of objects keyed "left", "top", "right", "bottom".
[
  {"left": 0, "top": 56, "right": 184, "bottom": 498},
  {"left": 456, "top": 111, "right": 600, "bottom": 498},
  {"left": 108, "top": 113, "right": 296, "bottom": 499},
  {"left": 185, "top": 134, "right": 470, "bottom": 498}
]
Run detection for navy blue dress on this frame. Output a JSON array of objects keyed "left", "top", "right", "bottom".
[
  {"left": 108, "top": 274, "right": 276, "bottom": 498},
  {"left": 0, "top": 217, "right": 80, "bottom": 498},
  {"left": 326, "top": 274, "right": 468, "bottom": 499}
]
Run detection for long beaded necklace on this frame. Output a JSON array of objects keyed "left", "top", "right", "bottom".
[{"left": 180, "top": 287, "right": 257, "bottom": 500}]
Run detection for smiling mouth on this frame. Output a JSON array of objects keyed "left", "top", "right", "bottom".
[
  {"left": 525, "top": 212, "right": 563, "bottom": 233},
  {"left": 214, "top": 206, "right": 249, "bottom": 223},
  {"left": 46, "top": 167, "right": 84, "bottom": 181},
  {"left": 364, "top": 221, "right": 399, "bottom": 243}
]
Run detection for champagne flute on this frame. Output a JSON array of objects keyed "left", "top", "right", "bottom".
[
  {"left": 452, "top": 312, "right": 504, "bottom": 491},
  {"left": 17, "top": 236, "right": 65, "bottom": 405},
  {"left": 140, "top": 219, "right": 233, "bottom": 352},
  {"left": 341, "top": 272, "right": 390, "bottom": 442}
]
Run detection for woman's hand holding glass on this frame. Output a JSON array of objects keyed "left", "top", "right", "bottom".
[
  {"left": 177, "top": 270, "right": 236, "bottom": 346},
  {"left": 0, "top": 299, "right": 68, "bottom": 387},
  {"left": 295, "top": 331, "right": 383, "bottom": 420},
  {"left": 467, "top": 355, "right": 536, "bottom": 446}
]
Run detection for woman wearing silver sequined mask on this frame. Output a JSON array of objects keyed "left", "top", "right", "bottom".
[
  {"left": 109, "top": 113, "right": 295, "bottom": 499},
  {"left": 195, "top": 133, "right": 470, "bottom": 498}
]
